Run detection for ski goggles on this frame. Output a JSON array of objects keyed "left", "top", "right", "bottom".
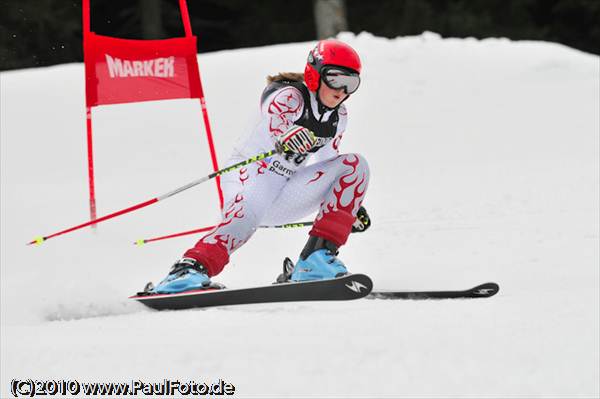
[{"left": 321, "top": 67, "right": 361, "bottom": 94}]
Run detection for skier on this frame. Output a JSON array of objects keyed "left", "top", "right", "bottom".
[{"left": 152, "top": 39, "right": 371, "bottom": 293}]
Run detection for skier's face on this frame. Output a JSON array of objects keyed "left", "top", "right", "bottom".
[{"left": 318, "top": 82, "right": 349, "bottom": 108}]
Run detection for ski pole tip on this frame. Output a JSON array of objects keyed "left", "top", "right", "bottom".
[
  {"left": 134, "top": 239, "right": 146, "bottom": 246},
  {"left": 27, "top": 236, "right": 45, "bottom": 246}
]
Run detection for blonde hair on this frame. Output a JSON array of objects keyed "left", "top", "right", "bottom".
[{"left": 266, "top": 72, "right": 304, "bottom": 84}]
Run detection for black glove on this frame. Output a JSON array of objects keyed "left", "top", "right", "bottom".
[{"left": 352, "top": 206, "right": 371, "bottom": 233}]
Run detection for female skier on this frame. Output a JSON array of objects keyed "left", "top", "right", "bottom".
[{"left": 152, "top": 39, "right": 371, "bottom": 293}]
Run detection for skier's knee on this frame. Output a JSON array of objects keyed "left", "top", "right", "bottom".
[
  {"left": 354, "top": 153, "right": 370, "bottom": 175},
  {"left": 342, "top": 153, "right": 370, "bottom": 177}
]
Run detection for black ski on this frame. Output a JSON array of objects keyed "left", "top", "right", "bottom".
[
  {"left": 367, "top": 282, "right": 499, "bottom": 300},
  {"left": 131, "top": 273, "right": 373, "bottom": 310}
]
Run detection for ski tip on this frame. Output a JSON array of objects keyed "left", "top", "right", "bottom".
[
  {"left": 367, "top": 281, "right": 500, "bottom": 300},
  {"left": 471, "top": 282, "right": 500, "bottom": 297}
]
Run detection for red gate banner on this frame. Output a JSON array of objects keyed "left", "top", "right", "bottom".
[{"left": 84, "top": 33, "right": 202, "bottom": 106}]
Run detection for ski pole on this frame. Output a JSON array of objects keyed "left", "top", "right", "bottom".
[
  {"left": 134, "top": 221, "right": 314, "bottom": 246},
  {"left": 259, "top": 222, "right": 314, "bottom": 229},
  {"left": 28, "top": 149, "right": 277, "bottom": 246},
  {"left": 134, "top": 225, "right": 216, "bottom": 246}
]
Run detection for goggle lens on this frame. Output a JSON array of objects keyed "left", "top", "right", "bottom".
[{"left": 322, "top": 68, "right": 360, "bottom": 94}]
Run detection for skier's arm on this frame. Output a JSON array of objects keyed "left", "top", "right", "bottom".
[{"left": 262, "top": 87, "right": 305, "bottom": 141}]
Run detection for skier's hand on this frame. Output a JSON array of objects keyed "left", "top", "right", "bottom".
[
  {"left": 276, "top": 125, "right": 316, "bottom": 155},
  {"left": 352, "top": 206, "right": 371, "bottom": 233}
]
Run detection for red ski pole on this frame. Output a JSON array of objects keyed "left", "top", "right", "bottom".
[
  {"left": 134, "top": 225, "right": 217, "bottom": 246},
  {"left": 133, "top": 221, "right": 314, "bottom": 246},
  {"left": 28, "top": 149, "right": 277, "bottom": 246}
]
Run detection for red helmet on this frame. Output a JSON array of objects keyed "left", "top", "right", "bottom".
[{"left": 304, "top": 39, "right": 362, "bottom": 92}]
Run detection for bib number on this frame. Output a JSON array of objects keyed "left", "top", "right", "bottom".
[{"left": 284, "top": 152, "right": 307, "bottom": 165}]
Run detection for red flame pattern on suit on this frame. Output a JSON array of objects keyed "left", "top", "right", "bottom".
[
  {"left": 184, "top": 193, "right": 247, "bottom": 276},
  {"left": 257, "top": 160, "right": 267, "bottom": 175},
  {"left": 317, "top": 154, "right": 367, "bottom": 219},
  {"left": 332, "top": 132, "right": 343, "bottom": 152},
  {"left": 310, "top": 153, "right": 370, "bottom": 247},
  {"left": 239, "top": 167, "right": 249, "bottom": 185},
  {"left": 210, "top": 234, "right": 247, "bottom": 254},
  {"left": 267, "top": 88, "right": 303, "bottom": 137},
  {"left": 201, "top": 193, "right": 245, "bottom": 250},
  {"left": 307, "top": 171, "right": 325, "bottom": 184},
  {"left": 207, "top": 234, "right": 229, "bottom": 251}
]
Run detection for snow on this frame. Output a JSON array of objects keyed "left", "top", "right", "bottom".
[{"left": 1, "top": 31, "right": 598, "bottom": 397}]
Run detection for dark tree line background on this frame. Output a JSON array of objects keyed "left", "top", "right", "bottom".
[{"left": 1, "top": 0, "right": 598, "bottom": 71}]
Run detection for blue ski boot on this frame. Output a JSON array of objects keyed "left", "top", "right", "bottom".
[
  {"left": 152, "top": 258, "right": 211, "bottom": 294},
  {"left": 290, "top": 236, "right": 348, "bottom": 281}
]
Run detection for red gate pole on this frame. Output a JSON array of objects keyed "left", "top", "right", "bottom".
[
  {"left": 82, "top": 0, "right": 97, "bottom": 226},
  {"left": 86, "top": 106, "right": 97, "bottom": 225}
]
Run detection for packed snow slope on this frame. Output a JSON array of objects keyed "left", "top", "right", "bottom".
[{"left": 2, "top": 32, "right": 599, "bottom": 397}]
